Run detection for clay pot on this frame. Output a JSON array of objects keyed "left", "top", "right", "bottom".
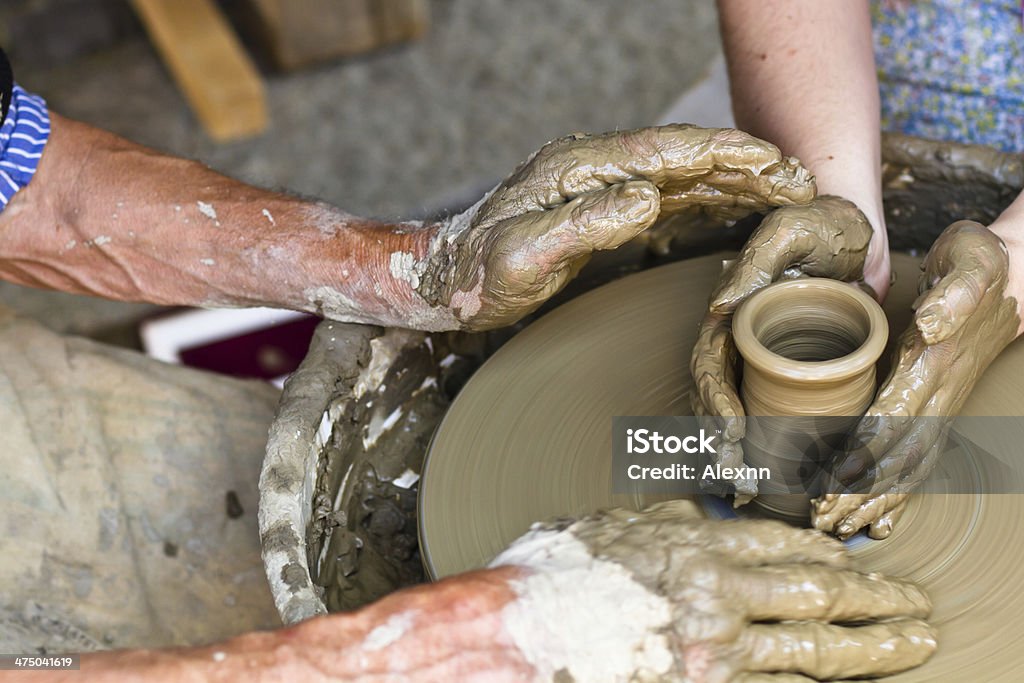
[{"left": 732, "top": 278, "right": 888, "bottom": 522}]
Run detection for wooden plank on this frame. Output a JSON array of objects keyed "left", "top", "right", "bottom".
[
  {"left": 131, "top": 0, "right": 268, "bottom": 142},
  {"left": 249, "top": 0, "right": 429, "bottom": 70},
  {"left": 373, "top": 0, "right": 429, "bottom": 45}
]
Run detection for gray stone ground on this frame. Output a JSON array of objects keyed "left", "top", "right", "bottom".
[{"left": 3, "top": 0, "right": 724, "bottom": 341}]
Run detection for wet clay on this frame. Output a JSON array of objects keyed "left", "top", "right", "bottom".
[
  {"left": 880, "top": 134, "right": 1024, "bottom": 252},
  {"left": 308, "top": 330, "right": 447, "bottom": 612},
  {"left": 812, "top": 221, "right": 1021, "bottom": 539},
  {"left": 259, "top": 323, "right": 452, "bottom": 622},
  {"left": 419, "top": 253, "right": 1024, "bottom": 682},
  {"left": 489, "top": 501, "right": 933, "bottom": 681},
  {"left": 733, "top": 278, "right": 888, "bottom": 521},
  {"left": 259, "top": 319, "right": 493, "bottom": 620},
  {"left": 259, "top": 321, "right": 380, "bottom": 624},
  {"left": 642, "top": 133, "right": 1024, "bottom": 261},
  {"left": 411, "top": 125, "right": 815, "bottom": 332},
  {"left": 689, "top": 196, "right": 874, "bottom": 502}
]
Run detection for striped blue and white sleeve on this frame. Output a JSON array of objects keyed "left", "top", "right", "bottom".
[{"left": 0, "top": 85, "right": 50, "bottom": 210}]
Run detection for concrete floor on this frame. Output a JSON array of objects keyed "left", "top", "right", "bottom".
[{"left": 4, "top": 0, "right": 727, "bottom": 341}]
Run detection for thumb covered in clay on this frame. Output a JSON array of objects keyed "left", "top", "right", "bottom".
[
  {"left": 814, "top": 221, "right": 1021, "bottom": 540},
  {"left": 913, "top": 220, "right": 1011, "bottom": 344},
  {"left": 709, "top": 195, "right": 873, "bottom": 313},
  {"left": 472, "top": 124, "right": 817, "bottom": 231}
]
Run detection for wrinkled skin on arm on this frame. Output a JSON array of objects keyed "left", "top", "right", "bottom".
[
  {"left": 415, "top": 125, "right": 815, "bottom": 331},
  {"left": 689, "top": 196, "right": 874, "bottom": 502},
  {"left": 0, "top": 117, "right": 811, "bottom": 334},
  {"left": 69, "top": 503, "right": 933, "bottom": 682},
  {"left": 490, "top": 501, "right": 935, "bottom": 682},
  {"left": 813, "top": 222, "right": 1020, "bottom": 539}
]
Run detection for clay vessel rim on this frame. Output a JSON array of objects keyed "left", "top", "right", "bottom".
[{"left": 732, "top": 278, "right": 889, "bottom": 382}]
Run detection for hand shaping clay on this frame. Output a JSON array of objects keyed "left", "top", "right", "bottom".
[
  {"left": 419, "top": 253, "right": 1024, "bottom": 681},
  {"left": 411, "top": 125, "right": 816, "bottom": 331},
  {"left": 489, "top": 501, "right": 935, "bottom": 681},
  {"left": 812, "top": 221, "right": 1022, "bottom": 539}
]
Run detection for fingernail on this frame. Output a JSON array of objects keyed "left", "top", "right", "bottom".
[
  {"left": 869, "top": 521, "right": 893, "bottom": 540},
  {"left": 916, "top": 306, "right": 941, "bottom": 333}
]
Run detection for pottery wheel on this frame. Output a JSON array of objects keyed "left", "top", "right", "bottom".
[{"left": 420, "top": 252, "right": 1024, "bottom": 680}]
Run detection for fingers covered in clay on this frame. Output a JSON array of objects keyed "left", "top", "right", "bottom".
[
  {"left": 695, "top": 412, "right": 756, "bottom": 504},
  {"left": 475, "top": 125, "right": 815, "bottom": 230},
  {"left": 914, "top": 221, "right": 1009, "bottom": 343},
  {"left": 877, "top": 221, "right": 1017, "bottom": 419},
  {"left": 690, "top": 312, "right": 748, "bottom": 498},
  {"left": 732, "top": 564, "right": 930, "bottom": 622},
  {"left": 816, "top": 414, "right": 941, "bottom": 522},
  {"left": 576, "top": 515, "right": 850, "bottom": 572},
  {"left": 690, "top": 307, "right": 753, "bottom": 501},
  {"left": 483, "top": 180, "right": 662, "bottom": 272},
  {"left": 539, "top": 180, "right": 663, "bottom": 256},
  {"left": 813, "top": 222, "right": 1020, "bottom": 539},
  {"left": 434, "top": 181, "right": 661, "bottom": 330},
  {"left": 404, "top": 125, "right": 815, "bottom": 331},
  {"left": 813, "top": 491, "right": 913, "bottom": 540},
  {"left": 691, "top": 314, "right": 744, "bottom": 427},
  {"left": 839, "top": 417, "right": 947, "bottom": 494},
  {"left": 709, "top": 196, "right": 873, "bottom": 313},
  {"left": 490, "top": 501, "right": 935, "bottom": 682},
  {"left": 866, "top": 497, "right": 909, "bottom": 539},
  {"left": 417, "top": 125, "right": 816, "bottom": 332},
  {"left": 741, "top": 620, "right": 937, "bottom": 679}
]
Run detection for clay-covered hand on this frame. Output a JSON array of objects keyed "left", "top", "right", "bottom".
[
  {"left": 813, "top": 221, "right": 1021, "bottom": 539},
  {"left": 413, "top": 124, "right": 814, "bottom": 331},
  {"left": 490, "top": 500, "right": 936, "bottom": 682},
  {"left": 690, "top": 196, "right": 873, "bottom": 502}
]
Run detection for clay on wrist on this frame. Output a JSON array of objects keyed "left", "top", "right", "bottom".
[
  {"left": 390, "top": 217, "right": 472, "bottom": 331},
  {"left": 293, "top": 212, "right": 467, "bottom": 331}
]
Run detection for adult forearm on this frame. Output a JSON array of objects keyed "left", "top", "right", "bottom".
[
  {"left": 37, "top": 568, "right": 530, "bottom": 683},
  {"left": 987, "top": 190, "right": 1024, "bottom": 336},
  {"left": 717, "top": 0, "right": 888, "bottom": 291},
  {"left": 0, "top": 112, "right": 438, "bottom": 326},
  {"left": 718, "top": 0, "right": 881, "bottom": 211}
]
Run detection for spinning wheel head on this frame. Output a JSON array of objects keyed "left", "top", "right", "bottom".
[{"left": 421, "top": 253, "right": 1024, "bottom": 681}]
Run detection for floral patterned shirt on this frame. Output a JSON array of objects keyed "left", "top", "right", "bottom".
[{"left": 873, "top": 0, "right": 1024, "bottom": 152}]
